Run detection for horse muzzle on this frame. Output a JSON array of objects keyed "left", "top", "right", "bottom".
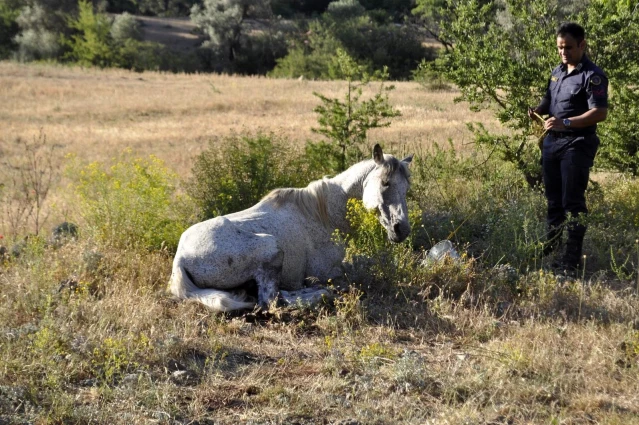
[{"left": 388, "top": 222, "right": 410, "bottom": 243}]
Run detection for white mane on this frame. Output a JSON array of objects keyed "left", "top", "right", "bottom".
[{"left": 262, "top": 178, "right": 332, "bottom": 227}]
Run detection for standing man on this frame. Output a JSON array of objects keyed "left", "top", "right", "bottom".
[{"left": 528, "top": 22, "right": 608, "bottom": 273}]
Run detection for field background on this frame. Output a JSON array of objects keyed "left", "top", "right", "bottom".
[
  {"left": 1, "top": 62, "right": 639, "bottom": 425},
  {"left": 0, "top": 61, "right": 496, "bottom": 176}
]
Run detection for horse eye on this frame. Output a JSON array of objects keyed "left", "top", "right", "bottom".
[{"left": 382, "top": 180, "right": 390, "bottom": 188}]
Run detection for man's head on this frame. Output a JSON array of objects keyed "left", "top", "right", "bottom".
[{"left": 556, "top": 22, "right": 586, "bottom": 67}]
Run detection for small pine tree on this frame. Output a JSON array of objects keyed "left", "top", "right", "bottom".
[
  {"left": 62, "top": 0, "right": 115, "bottom": 67},
  {"left": 311, "top": 49, "right": 401, "bottom": 172}
]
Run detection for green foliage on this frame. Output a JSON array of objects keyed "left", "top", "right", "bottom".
[
  {"left": 360, "top": 0, "right": 413, "bottom": 20},
  {"left": 417, "top": 0, "right": 639, "bottom": 181},
  {"left": 311, "top": 50, "right": 401, "bottom": 172},
  {"left": 407, "top": 139, "right": 639, "bottom": 275},
  {"left": 190, "top": 0, "right": 279, "bottom": 74},
  {"left": 271, "top": 0, "right": 332, "bottom": 17},
  {"left": 186, "top": 133, "right": 318, "bottom": 219},
  {"left": 91, "top": 334, "right": 150, "bottom": 385},
  {"left": 136, "top": 0, "right": 199, "bottom": 16},
  {"left": 581, "top": 1, "right": 639, "bottom": 174},
  {"left": 109, "top": 12, "right": 141, "bottom": 43},
  {"left": 14, "top": 0, "right": 78, "bottom": 61},
  {"left": 68, "top": 151, "right": 193, "bottom": 251},
  {"left": 339, "top": 198, "right": 421, "bottom": 286},
  {"left": 412, "top": 58, "right": 452, "bottom": 91},
  {"left": 411, "top": 141, "right": 546, "bottom": 269},
  {"left": 117, "top": 38, "right": 202, "bottom": 73},
  {"left": 0, "top": 2, "right": 20, "bottom": 59},
  {"left": 62, "top": 0, "right": 115, "bottom": 67},
  {"left": 327, "top": 0, "right": 367, "bottom": 18},
  {"left": 271, "top": 4, "right": 432, "bottom": 80}
]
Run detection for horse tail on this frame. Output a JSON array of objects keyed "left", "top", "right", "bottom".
[{"left": 169, "top": 263, "right": 256, "bottom": 312}]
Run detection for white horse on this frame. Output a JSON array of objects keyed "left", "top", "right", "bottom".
[{"left": 169, "top": 144, "right": 412, "bottom": 312}]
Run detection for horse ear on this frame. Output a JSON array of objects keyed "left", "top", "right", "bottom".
[
  {"left": 402, "top": 154, "right": 414, "bottom": 165},
  {"left": 373, "top": 144, "right": 384, "bottom": 165}
]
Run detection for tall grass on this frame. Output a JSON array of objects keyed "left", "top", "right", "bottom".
[{"left": 1, "top": 65, "right": 639, "bottom": 424}]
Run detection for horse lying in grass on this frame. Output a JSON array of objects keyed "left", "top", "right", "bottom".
[{"left": 169, "top": 144, "right": 412, "bottom": 312}]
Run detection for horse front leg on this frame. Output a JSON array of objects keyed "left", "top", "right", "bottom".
[{"left": 254, "top": 250, "right": 284, "bottom": 310}]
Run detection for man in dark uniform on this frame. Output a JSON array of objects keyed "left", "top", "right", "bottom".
[{"left": 528, "top": 22, "right": 608, "bottom": 273}]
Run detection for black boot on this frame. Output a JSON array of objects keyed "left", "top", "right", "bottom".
[
  {"left": 553, "top": 233, "right": 584, "bottom": 276},
  {"left": 542, "top": 226, "right": 563, "bottom": 257}
]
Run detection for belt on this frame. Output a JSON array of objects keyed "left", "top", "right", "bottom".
[{"left": 547, "top": 130, "right": 594, "bottom": 138}]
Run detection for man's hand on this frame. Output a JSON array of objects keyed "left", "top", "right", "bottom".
[
  {"left": 528, "top": 107, "right": 543, "bottom": 123},
  {"left": 544, "top": 116, "right": 565, "bottom": 130}
]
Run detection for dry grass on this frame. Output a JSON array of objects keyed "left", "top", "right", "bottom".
[
  {"left": 1, "top": 62, "right": 639, "bottom": 424},
  {"left": 0, "top": 61, "right": 497, "bottom": 177}
]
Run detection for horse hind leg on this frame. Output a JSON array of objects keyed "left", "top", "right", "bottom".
[{"left": 170, "top": 264, "right": 256, "bottom": 312}]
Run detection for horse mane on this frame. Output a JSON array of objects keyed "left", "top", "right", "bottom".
[{"left": 261, "top": 179, "right": 331, "bottom": 227}]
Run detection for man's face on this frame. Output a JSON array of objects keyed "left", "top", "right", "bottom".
[{"left": 556, "top": 34, "right": 586, "bottom": 66}]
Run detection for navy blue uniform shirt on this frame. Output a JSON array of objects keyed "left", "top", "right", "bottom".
[
  {"left": 539, "top": 55, "right": 608, "bottom": 159},
  {"left": 538, "top": 55, "right": 608, "bottom": 134}
]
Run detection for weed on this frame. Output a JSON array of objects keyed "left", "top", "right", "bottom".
[
  {"left": 68, "top": 151, "right": 193, "bottom": 251},
  {"left": 0, "top": 131, "right": 59, "bottom": 239}
]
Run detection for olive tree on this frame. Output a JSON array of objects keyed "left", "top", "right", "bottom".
[
  {"left": 190, "top": 0, "right": 273, "bottom": 73},
  {"left": 13, "top": 0, "right": 77, "bottom": 61}
]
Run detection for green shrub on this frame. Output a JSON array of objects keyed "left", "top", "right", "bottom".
[
  {"left": 410, "top": 141, "right": 549, "bottom": 271},
  {"left": 327, "top": 0, "right": 367, "bottom": 19},
  {"left": 312, "top": 50, "right": 401, "bottom": 173},
  {"left": 14, "top": 0, "right": 77, "bottom": 62},
  {"left": 109, "top": 12, "right": 141, "bottom": 43},
  {"left": 187, "top": 133, "right": 318, "bottom": 219},
  {"left": 412, "top": 58, "right": 452, "bottom": 91},
  {"left": 339, "top": 198, "right": 422, "bottom": 288},
  {"left": 14, "top": 25, "right": 62, "bottom": 62},
  {"left": 62, "top": 0, "right": 115, "bottom": 68},
  {"left": 585, "top": 176, "right": 639, "bottom": 275},
  {"left": 271, "top": 7, "right": 432, "bottom": 80},
  {"left": 68, "top": 151, "right": 193, "bottom": 251},
  {"left": 0, "top": 2, "right": 20, "bottom": 59}
]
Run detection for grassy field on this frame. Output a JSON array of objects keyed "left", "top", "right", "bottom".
[
  {"left": 1, "top": 62, "right": 638, "bottom": 424},
  {"left": 0, "top": 61, "right": 495, "bottom": 177}
]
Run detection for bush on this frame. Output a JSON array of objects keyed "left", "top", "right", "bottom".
[
  {"left": 311, "top": 50, "right": 401, "bottom": 173},
  {"left": 271, "top": 7, "right": 433, "bottom": 80},
  {"left": 14, "top": 0, "right": 77, "bottom": 62},
  {"left": 412, "top": 59, "right": 452, "bottom": 91},
  {"left": 68, "top": 151, "right": 194, "bottom": 251},
  {"left": 186, "top": 133, "right": 319, "bottom": 219},
  {"left": 327, "top": 0, "right": 367, "bottom": 19},
  {"left": 410, "top": 141, "right": 547, "bottom": 270},
  {"left": 109, "top": 12, "right": 141, "bottom": 43},
  {"left": 14, "top": 26, "right": 62, "bottom": 62},
  {"left": 0, "top": 2, "right": 20, "bottom": 59},
  {"left": 339, "top": 198, "right": 422, "bottom": 289},
  {"left": 62, "top": 0, "right": 115, "bottom": 68}
]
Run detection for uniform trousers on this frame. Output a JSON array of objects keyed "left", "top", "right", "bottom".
[{"left": 542, "top": 133, "right": 598, "bottom": 239}]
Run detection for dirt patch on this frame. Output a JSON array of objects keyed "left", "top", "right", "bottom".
[{"left": 135, "top": 15, "right": 205, "bottom": 52}]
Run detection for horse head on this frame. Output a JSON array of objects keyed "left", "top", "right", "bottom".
[{"left": 362, "top": 144, "right": 413, "bottom": 243}]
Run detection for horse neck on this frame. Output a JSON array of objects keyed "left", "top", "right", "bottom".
[
  {"left": 331, "top": 160, "right": 376, "bottom": 200},
  {"left": 325, "top": 160, "right": 376, "bottom": 233}
]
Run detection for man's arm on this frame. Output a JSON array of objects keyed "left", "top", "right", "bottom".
[{"left": 543, "top": 107, "right": 608, "bottom": 130}]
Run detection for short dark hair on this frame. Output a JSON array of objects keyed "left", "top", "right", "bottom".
[{"left": 557, "top": 22, "right": 585, "bottom": 43}]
